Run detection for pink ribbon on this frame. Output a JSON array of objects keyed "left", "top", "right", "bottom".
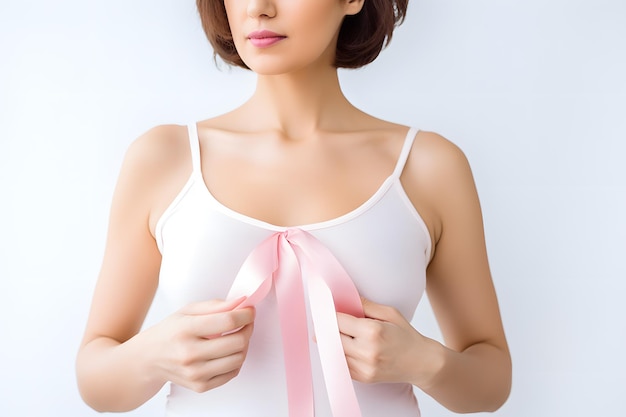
[{"left": 227, "top": 228, "right": 364, "bottom": 417}]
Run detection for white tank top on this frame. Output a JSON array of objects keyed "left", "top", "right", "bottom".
[{"left": 155, "top": 123, "right": 431, "bottom": 417}]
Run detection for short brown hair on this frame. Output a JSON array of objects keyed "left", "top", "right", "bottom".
[{"left": 196, "top": 0, "right": 409, "bottom": 69}]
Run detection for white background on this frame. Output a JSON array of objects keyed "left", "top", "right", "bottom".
[{"left": 1, "top": 0, "right": 625, "bottom": 416}]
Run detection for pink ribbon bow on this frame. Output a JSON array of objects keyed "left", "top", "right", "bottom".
[{"left": 227, "top": 228, "right": 364, "bottom": 417}]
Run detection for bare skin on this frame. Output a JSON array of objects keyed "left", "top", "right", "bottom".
[{"left": 76, "top": 0, "right": 511, "bottom": 413}]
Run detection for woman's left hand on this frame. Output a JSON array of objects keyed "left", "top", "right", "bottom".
[{"left": 336, "top": 297, "right": 442, "bottom": 386}]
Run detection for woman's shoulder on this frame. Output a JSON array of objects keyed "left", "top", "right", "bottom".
[
  {"left": 357, "top": 117, "right": 470, "bottom": 178},
  {"left": 124, "top": 124, "right": 190, "bottom": 168},
  {"left": 407, "top": 130, "right": 473, "bottom": 184},
  {"left": 402, "top": 130, "right": 477, "bottom": 245},
  {"left": 114, "top": 124, "right": 194, "bottom": 233}
]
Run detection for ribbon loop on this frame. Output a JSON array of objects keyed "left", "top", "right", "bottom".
[{"left": 226, "top": 229, "right": 363, "bottom": 417}]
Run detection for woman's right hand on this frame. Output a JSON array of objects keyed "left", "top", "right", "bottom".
[{"left": 144, "top": 297, "right": 255, "bottom": 393}]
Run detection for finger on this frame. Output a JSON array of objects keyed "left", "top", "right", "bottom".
[
  {"left": 344, "top": 355, "right": 377, "bottom": 384},
  {"left": 179, "top": 360, "right": 244, "bottom": 393},
  {"left": 361, "top": 297, "right": 401, "bottom": 323},
  {"left": 339, "top": 331, "right": 359, "bottom": 357},
  {"left": 189, "top": 308, "right": 256, "bottom": 337},
  {"left": 337, "top": 312, "right": 366, "bottom": 338},
  {"left": 200, "top": 349, "right": 247, "bottom": 378},
  {"left": 202, "top": 368, "right": 240, "bottom": 391},
  {"left": 184, "top": 328, "right": 253, "bottom": 391},
  {"left": 199, "top": 368, "right": 242, "bottom": 392},
  {"left": 181, "top": 296, "right": 247, "bottom": 316},
  {"left": 196, "top": 323, "right": 254, "bottom": 358}
]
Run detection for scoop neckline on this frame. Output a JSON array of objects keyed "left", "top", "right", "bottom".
[
  {"left": 192, "top": 125, "right": 418, "bottom": 231},
  {"left": 197, "top": 174, "right": 398, "bottom": 232}
]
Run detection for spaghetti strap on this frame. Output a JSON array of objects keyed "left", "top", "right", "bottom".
[
  {"left": 186, "top": 122, "right": 202, "bottom": 177},
  {"left": 391, "top": 127, "right": 419, "bottom": 178}
]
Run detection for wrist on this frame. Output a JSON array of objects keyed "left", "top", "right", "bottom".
[
  {"left": 412, "top": 337, "right": 448, "bottom": 390},
  {"left": 127, "top": 328, "right": 168, "bottom": 391}
]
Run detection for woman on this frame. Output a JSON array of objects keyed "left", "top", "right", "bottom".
[{"left": 76, "top": 0, "right": 512, "bottom": 415}]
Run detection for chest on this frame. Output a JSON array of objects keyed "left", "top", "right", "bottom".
[{"left": 199, "top": 135, "right": 402, "bottom": 227}]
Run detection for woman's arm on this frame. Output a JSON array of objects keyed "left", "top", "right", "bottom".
[
  {"left": 338, "top": 131, "right": 511, "bottom": 412},
  {"left": 414, "top": 131, "right": 511, "bottom": 412},
  {"left": 75, "top": 130, "right": 167, "bottom": 411},
  {"left": 76, "top": 126, "right": 255, "bottom": 412}
]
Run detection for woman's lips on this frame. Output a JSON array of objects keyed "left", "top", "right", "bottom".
[{"left": 247, "top": 30, "right": 286, "bottom": 48}]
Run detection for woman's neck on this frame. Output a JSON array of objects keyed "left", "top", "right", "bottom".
[{"left": 242, "top": 67, "right": 358, "bottom": 139}]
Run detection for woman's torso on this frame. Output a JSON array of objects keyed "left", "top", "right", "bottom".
[{"left": 154, "top": 121, "right": 431, "bottom": 416}]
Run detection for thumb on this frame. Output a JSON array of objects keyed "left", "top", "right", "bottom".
[
  {"left": 181, "top": 296, "right": 247, "bottom": 316},
  {"left": 360, "top": 297, "right": 400, "bottom": 323}
]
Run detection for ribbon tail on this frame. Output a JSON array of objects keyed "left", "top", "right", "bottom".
[
  {"left": 275, "top": 235, "right": 315, "bottom": 417},
  {"left": 307, "top": 273, "right": 362, "bottom": 417},
  {"left": 290, "top": 229, "right": 364, "bottom": 318},
  {"left": 289, "top": 229, "right": 363, "bottom": 417}
]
